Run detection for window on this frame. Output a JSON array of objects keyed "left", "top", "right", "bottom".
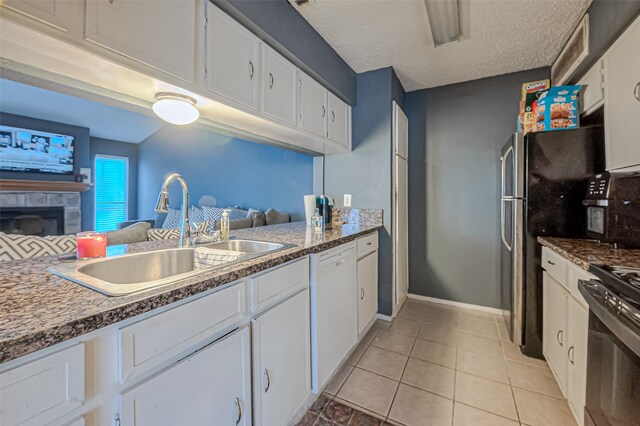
[{"left": 94, "top": 155, "right": 128, "bottom": 232}]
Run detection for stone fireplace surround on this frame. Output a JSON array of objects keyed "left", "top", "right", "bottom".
[{"left": 0, "top": 191, "right": 81, "bottom": 235}]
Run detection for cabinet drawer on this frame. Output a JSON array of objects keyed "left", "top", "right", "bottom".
[
  {"left": 566, "top": 263, "right": 594, "bottom": 308},
  {"left": 542, "top": 248, "right": 567, "bottom": 287},
  {"left": 357, "top": 233, "right": 378, "bottom": 258},
  {"left": 1, "top": 344, "right": 85, "bottom": 426},
  {"left": 119, "top": 281, "right": 247, "bottom": 384},
  {"left": 250, "top": 258, "right": 309, "bottom": 314}
]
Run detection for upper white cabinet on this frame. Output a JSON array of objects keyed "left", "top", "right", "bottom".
[
  {"left": 120, "top": 327, "right": 252, "bottom": 426},
  {"left": 206, "top": 3, "right": 260, "bottom": 110},
  {"left": 1, "top": 0, "right": 78, "bottom": 32},
  {"left": 299, "top": 71, "right": 328, "bottom": 138},
  {"left": 252, "top": 289, "right": 311, "bottom": 425},
  {"left": 578, "top": 59, "right": 604, "bottom": 115},
  {"left": 261, "top": 44, "right": 299, "bottom": 126},
  {"left": 84, "top": 0, "right": 197, "bottom": 83},
  {"left": 604, "top": 15, "right": 640, "bottom": 170},
  {"left": 328, "top": 92, "right": 350, "bottom": 148}
]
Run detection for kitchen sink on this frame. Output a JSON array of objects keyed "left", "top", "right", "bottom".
[{"left": 48, "top": 239, "right": 295, "bottom": 297}]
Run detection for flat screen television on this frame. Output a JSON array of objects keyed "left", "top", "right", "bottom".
[{"left": 0, "top": 124, "right": 75, "bottom": 174}]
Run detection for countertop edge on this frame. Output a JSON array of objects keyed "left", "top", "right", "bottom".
[{"left": 537, "top": 237, "right": 590, "bottom": 270}]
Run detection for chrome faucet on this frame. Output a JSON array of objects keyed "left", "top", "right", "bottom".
[{"left": 155, "top": 173, "right": 191, "bottom": 248}]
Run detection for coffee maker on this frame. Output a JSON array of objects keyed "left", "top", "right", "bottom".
[{"left": 304, "top": 195, "right": 334, "bottom": 229}]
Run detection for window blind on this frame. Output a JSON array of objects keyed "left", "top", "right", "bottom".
[{"left": 94, "top": 156, "right": 128, "bottom": 232}]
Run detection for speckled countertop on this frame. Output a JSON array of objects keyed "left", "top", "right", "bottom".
[
  {"left": 538, "top": 237, "right": 640, "bottom": 270},
  {"left": 0, "top": 222, "right": 381, "bottom": 363}
]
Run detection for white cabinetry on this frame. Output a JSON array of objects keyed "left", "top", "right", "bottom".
[
  {"left": 299, "top": 71, "right": 328, "bottom": 138},
  {"left": 252, "top": 289, "right": 311, "bottom": 425},
  {"left": 328, "top": 92, "right": 350, "bottom": 148},
  {"left": 541, "top": 247, "right": 593, "bottom": 426},
  {"left": 261, "top": 44, "right": 299, "bottom": 126},
  {"left": 84, "top": 0, "right": 196, "bottom": 83},
  {"left": 120, "top": 327, "right": 252, "bottom": 426},
  {"left": 604, "top": 15, "right": 640, "bottom": 170},
  {"left": 206, "top": 3, "right": 260, "bottom": 109},
  {"left": 1, "top": 0, "right": 79, "bottom": 32},
  {"left": 357, "top": 233, "right": 379, "bottom": 334},
  {"left": 579, "top": 59, "right": 604, "bottom": 115}
]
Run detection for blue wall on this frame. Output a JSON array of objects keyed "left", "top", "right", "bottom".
[
  {"left": 137, "top": 126, "right": 314, "bottom": 221},
  {"left": 213, "top": 0, "right": 356, "bottom": 105}
]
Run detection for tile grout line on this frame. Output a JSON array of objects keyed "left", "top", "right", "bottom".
[{"left": 383, "top": 327, "right": 417, "bottom": 424}]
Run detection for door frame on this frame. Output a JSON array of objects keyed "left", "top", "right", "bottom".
[{"left": 392, "top": 101, "right": 409, "bottom": 318}]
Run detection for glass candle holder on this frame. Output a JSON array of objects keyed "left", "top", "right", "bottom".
[{"left": 77, "top": 231, "right": 107, "bottom": 259}]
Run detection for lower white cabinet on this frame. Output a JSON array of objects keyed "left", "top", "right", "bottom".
[
  {"left": 542, "top": 272, "right": 568, "bottom": 393},
  {"left": 252, "top": 289, "right": 311, "bottom": 425},
  {"left": 120, "top": 326, "right": 252, "bottom": 426},
  {"left": 566, "top": 297, "right": 589, "bottom": 426},
  {"left": 357, "top": 245, "right": 378, "bottom": 334}
]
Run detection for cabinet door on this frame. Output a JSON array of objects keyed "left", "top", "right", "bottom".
[
  {"left": 542, "top": 272, "right": 568, "bottom": 394},
  {"left": 84, "top": 0, "right": 196, "bottom": 83},
  {"left": 328, "top": 92, "right": 350, "bottom": 147},
  {"left": 604, "top": 16, "right": 640, "bottom": 170},
  {"left": 566, "top": 298, "right": 589, "bottom": 426},
  {"left": 252, "top": 289, "right": 311, "bottom": 426},
  {"left": 261, "top": 44, "right": 298, "bottom": 126},
  {"left": 206, "top": 4, "right": 260, "bottom": 109},
  {"left": 357, "top": 251, "right": 378, "bottom": 334},
  {"left": 120, "top": 327, "right": 252, "bottom": 426},
  {"left": 2, "top": 0, "right": 79, "bottom": 32},
  {"left": 299, "top": 72, "right": 327, "bottom": 137},
  {"left": 579, "top": 59, "right": 604, "bottom": 115}
]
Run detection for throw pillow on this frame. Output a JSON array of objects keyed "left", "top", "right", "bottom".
[
  {"left": 161, "top": 208, "right": 182, "bottom": 229},
  {"left": 248, "top": 210, "right": 266, "bottom": 227},
  {"left": 202, "top": 206, "right": 224, "bottom": 223},
  {"left": 227, "top": 207, "right": 249, "bottom": 220},
  {"left": 147, "top": 220, "right": 210, "bottom": 241},
  {"left": 213, "top": 217, "right": 253, "bottom": 231},
  {"left": 106, "top": 222, "right": 151, "bottom": 246},
  {"left": 189, "top": 206, "right": 207, "bottom": 224},
  {"left": 0, "top": 232, "right": 77, "bottom": 261},
  {"left": 265, "top": 208, "right": 290, "bottom": 225}
]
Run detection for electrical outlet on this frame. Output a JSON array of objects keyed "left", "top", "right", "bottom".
[
  {"left": 80, "top": 168, "right": 92, "bottom": 184},
  {"left": 344, "top": 194, "right": 352, "bottom": 207}
]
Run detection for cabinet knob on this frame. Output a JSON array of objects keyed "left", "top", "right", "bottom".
[
  {"left": 269, "top": 73, "right": 274, "bottom": 89},
  {"left": 264, "top": 368, "right": 271, "bottom": 393},
  {"left": 249, "top": 61, "right": 254, "bottom": 80},
  {"left": 567, "top": 346, "right": 575, "bottom": 365},
  {"left": 556, "top": 329, "right": 564, "bottom": 347},
  {"left": 634, "top": 82, "right": 640, "bottom": 102},
  {"left": 234, "top": 397, "right": 242, "bottom": 425}
]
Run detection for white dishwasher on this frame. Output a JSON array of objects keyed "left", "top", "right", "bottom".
[{"left": 310, "top": 242, "right": 358, "bottom": 393}]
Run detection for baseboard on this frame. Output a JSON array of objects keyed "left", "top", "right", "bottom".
[
  {"left": 407, "top": 293, "right": 503, "bottom": 315},
  {"left": 376, "top": 313, "right": 393, "bottom": 322}
]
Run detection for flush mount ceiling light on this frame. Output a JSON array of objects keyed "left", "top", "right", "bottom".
[
  {"left": 425, "top": 0, "right": 460, "bottom": 47},
  {"left": 152, "top": 92, "right": 199, "bottom": 125}
]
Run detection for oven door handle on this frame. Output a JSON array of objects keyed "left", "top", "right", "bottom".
[{"left": 578, "top": 280, "right": 640, "bottom": 358}]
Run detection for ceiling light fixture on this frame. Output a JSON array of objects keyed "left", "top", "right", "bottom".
[
  {"left": 425, "top": 0, "right": 460, "bottom": 47},
  {"left": 152, "top": 92, "right": 200, "bottom": 125}
]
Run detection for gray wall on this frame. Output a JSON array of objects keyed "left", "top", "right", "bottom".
[
  {"left": 137, "top": 126, "right": 313, "bottom": 221},
  {"left": 324, "top": 67, "right": 404, "bottom": 316},
  {"left": 405, "top": 67, "right": 549, "bottom": 309},
  {"left": 89, "top": 137, "right": 139, "bottom": 222},
  {"left": 213, "top": 0, "right": 356, "bottom": 105}
]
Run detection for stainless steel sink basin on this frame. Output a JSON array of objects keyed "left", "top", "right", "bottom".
[{"left": 48, "top": 239, "right": 295, "bottom": 296}]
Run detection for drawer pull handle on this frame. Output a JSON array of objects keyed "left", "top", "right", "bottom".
[
  {"left": 264, "top": 368, "right": 271, "bottom": 393},
  {"left": 235, "top": 397, "right": 242, "bottom": 425},
  {"left": 635, "top": 82, "right": 640, "bottom": 102},
  {"left": 331, "top": 110, "right": 336, "bottom": 122},
  {"left": 556, "top": 329, "right": 564, "bottom": 347},
  {"left": 547, "top": 260, "right": 556, "bottom": 266},
  {"left": 269, "top": 73, "right": 274, "bottom": 89},
  {"left": 361, "top": 288, "right": 365, "bottom": 300},
  {"left": 568, "top": 346, "right": 575, "bottom": 365},
  {"left": 249, "top": 61, "right": 254, "bottom": 80},
  {"left": 322, "top": 105, "right": 326, "bottom": 117}
]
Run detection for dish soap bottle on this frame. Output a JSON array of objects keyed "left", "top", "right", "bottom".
[
  {"left": 221, "top": 209, "right": 230, "bottom": 241},
  {"left": 311, "top": 208, "right": 323, "bottom": 232}
]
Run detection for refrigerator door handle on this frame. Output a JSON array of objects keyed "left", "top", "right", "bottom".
[
  {"left": 500, "top": 199, "right": 512, "bottom": 252},
  {"left": 500, "top": 146, "right": 513, "bottom": 198}
]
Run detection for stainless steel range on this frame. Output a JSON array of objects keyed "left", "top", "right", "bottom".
[{"left": 578, "top": 264, "right": 640, "bottom": 426}]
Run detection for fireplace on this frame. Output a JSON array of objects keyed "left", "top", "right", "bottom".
[{"left": 0, "top": 207, "right": 65, "bottom": 236}]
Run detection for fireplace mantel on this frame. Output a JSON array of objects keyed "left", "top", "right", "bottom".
[{"left": 0, "top": 179, "right": 91, "bottom": 192}]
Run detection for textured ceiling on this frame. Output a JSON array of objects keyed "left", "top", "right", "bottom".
[{"left": 289, "top": 0, "right": 592, "bottom": 91}]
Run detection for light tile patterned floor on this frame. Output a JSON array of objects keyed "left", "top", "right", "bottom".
[{"left": 299, "top": 298, "right": 577, "bottom": 426}]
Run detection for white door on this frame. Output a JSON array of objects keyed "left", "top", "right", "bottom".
[
  {"left": 357, "top": 251, "right": 378, "bottom": 334},
  {"left": 299, "top": 72, "right": 328, "bottom": 138},
  {"left": 206, "top": 4, "right": 260, "bottom": 110},
  {"left": 120, "top": 328, "right": 252, "bottom": 426},
  {"left": 252, "top": 290, "right": 311, "bottom": 426},
  {"left": 261, "top": 44, "right": 298, "bottom": 126},
  {"left": 328, "top": 92, "right": 349, "bottom": 147},
  {"left": 393, "top": 101, "right": 409, "bottom": 312},
  {"left": 566, "top": 298, "right": 589, "bottom": 425},
  {"left": 542, "top": 273, "right": 568, "bottom": 394},
  {"left": 84, "top": 0, "right": 196, "bottom": 83},
  {"left": 604, "top": 15, "right": 640, "bottom": 170}
]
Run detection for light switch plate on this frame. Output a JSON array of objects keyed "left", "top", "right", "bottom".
[
  {"left": 80, "top": 168, "right": 92, "bottom": 184},
  {"left": 344, "top": 194, "right": 352, "bottom": 207}
]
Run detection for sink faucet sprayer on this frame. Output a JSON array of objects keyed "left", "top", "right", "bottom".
[{"left": 155, "top": 173, "right": 191, "bottom": 248}]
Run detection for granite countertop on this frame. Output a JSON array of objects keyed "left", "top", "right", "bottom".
[
  {"left": 538, "top": 237, "right": 640, "bottom": 270},
  {"left": 0, "top": 222, "right": 381, "bottom": 363}
]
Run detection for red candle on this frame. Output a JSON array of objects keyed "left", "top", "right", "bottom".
[{"left": 77, "top": 232, "right": 107, "bottom": 259}]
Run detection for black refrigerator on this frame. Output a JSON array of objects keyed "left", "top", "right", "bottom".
[{"left": 499, "top": 126, "right": 605, "bottom": 358}]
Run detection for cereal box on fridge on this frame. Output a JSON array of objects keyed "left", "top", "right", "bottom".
[{"left": 534, "top": 85, "right": 581, "bottom": 132}]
